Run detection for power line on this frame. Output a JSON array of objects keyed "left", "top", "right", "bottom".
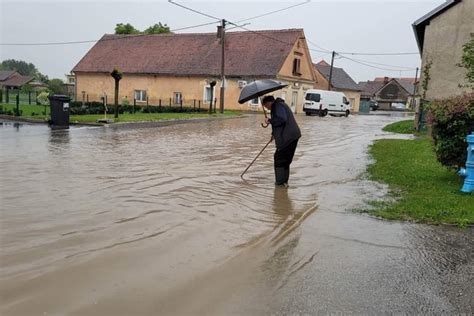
[
  {"left": 226, "top": 22, "right": 328, "bottom": 54},
  {"left": 168, "top": 0, "right": 221, "bottom": 21},
  {"left": 234, "top": 0, "right": 311, "bottom": 23},
  {"left": 306, "top": 39, "right": 331, "bottom": 53},
  {"left": 339, "top": 55, "right": 416, "bottom": 72},
  {"left": 340, "top": 55, "right": 417, "bottom": 70},
  {"left": 0, "top": 21, "right": 220, "bottom": 46},
  {"left": 338, "top": 51, "right": 419, "bottom": 56}
]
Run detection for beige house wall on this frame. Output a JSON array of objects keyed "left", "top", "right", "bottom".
[
  {"left": 313, "top": 69, "right": 329, "bottom": 90},
  {"left": 275, "top": 36, "right": 317, "bottom": 114},
  {"left": 75, "top": 72, "right": 264, "bottom": 111},
  {"left": 419, "top": 0, "right": 474, "bottom": 100}
]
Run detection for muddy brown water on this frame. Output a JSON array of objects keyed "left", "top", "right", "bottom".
[{"left": 1, "top": 113, "right": 473, "bottom": 315}]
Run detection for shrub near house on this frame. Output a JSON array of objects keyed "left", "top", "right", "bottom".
[{"left": 428, "top": 93, "right": 474, "bottom": 169}]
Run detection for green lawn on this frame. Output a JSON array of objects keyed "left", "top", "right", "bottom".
[
  {"left": 70, "top": 111, "right": 240, "bottom": 123},
  {"left": 0, "top": 103, "right": 240, "bottom": 123},
  {"left": 0, "top": 103, "right": 50, "bottom": 118},
  {"left": 365, "top": 121, "right": 473, "bottom": 226},
  {"left": 382, "top": 119, "right": 416, "bottom": 134}
]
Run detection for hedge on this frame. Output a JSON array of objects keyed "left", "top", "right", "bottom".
[{"left": 427, "top": 92, "right": 474, "bottom": 169}]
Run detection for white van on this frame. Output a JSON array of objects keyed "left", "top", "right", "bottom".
[{"left": 303, "top": 89, "right": 351, "bottom": 117}]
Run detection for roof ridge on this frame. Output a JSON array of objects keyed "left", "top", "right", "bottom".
[{"left": 102, "top": 28, "right": 303, "bottom": 38}]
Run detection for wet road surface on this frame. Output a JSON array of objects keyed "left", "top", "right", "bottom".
[{"left": 1, "top": 113, "right": 473, "bottom": 315}]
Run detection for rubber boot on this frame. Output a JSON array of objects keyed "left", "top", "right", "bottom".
[
  {"left": 284, "top": 167, "right": 290, "bottom": 185},
  {"left": 275, "top": 167, "right": 286, "bottom": 186}
]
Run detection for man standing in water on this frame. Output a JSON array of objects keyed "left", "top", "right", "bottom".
[{"left": 262, "top": 95, "right": 301, "bottom": 187}]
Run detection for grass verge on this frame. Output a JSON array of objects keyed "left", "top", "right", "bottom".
[
  {"left": 365, "top": 120, "right": 473, "bottom": 226},
  {"left": 0, "top": 103, "right": 241, "bottom": 123},
  {"left": 70, "top": 111, "right": 240, "bottom": 123},
  {"left": 382, "top": 119, "right": 416, "bottom": 134}
]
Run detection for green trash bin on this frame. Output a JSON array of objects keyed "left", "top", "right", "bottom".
[{"left": 359, "top": 100, "right": 370, "bottom": 114}]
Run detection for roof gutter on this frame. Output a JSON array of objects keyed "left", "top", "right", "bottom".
[{"left": 412, "top": 0, "right": 460, "bottom": 55}]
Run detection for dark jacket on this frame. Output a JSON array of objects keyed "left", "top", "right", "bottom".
[{"left": 269, "top": 98, "right": 301, "bottom": 149}]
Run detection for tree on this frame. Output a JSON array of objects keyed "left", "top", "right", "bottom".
[
  {"left": 115, "top": 23, "right": 140, "bottom": 34},
  {"left": 144, "top": 23, "right": 171, "bottom": 34},
  {"left": 21, "top": 84, "right": 33, "bottom": 94},
  {"left": 48, "top": 79, "right": 64, "bottom": 95},
  {"left": 114, "top": 22, "right": 171, "bottom": 35},
  {"left": 110, "top": 68, "right": 123, "bottom": 119},
  {"left": 0, "top": 59, "right": 37, "bottom": 76},
  {"left": 0, "top": 59, "right": 49, "bottom": 83}
]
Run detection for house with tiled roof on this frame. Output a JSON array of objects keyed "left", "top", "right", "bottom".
[
  {"left": 0, "top": 70, "right": 34, "bottom": 88},
  {"left": 313, "top": 60, "right": 361, "bottom": 112},
  {"left": 0, "top": 70, "right": 35, "bottom": 103},
  {"left": 373, "top": 77, "right": 417, "bottom": 96},
  {"left": 358, "top": 77, "right": 412, "bottom": 110},
  {"left": 72, "top": 29, "right": 317, "bottom": 112}
]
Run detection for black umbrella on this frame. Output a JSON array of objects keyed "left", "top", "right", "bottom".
[{"left": 238, "top": 79, "right": 288, "bottom": 104}]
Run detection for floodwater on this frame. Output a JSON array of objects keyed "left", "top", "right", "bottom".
[{"left": 0, "top": 113, "right": 473, "bottom": 315}]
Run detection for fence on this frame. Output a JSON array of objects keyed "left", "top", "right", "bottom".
[
  {"left": 69, "top": 97, "right": 219, "bottom": 115},
  {"left": 0, "top": 89, "right": 41, "bottom": 105}
]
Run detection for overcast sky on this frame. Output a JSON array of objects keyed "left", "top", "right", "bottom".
[{"left": 0, "top": 0, "right": 444, "bottom": 82}]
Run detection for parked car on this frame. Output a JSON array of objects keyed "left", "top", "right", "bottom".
[
  {"left": 391, "top": 102, "right": 406, "bottom": 110},
  {"left": 369, "top": 101, "right": 379, "bottom": 111},
  {"left": 303, "top": 89, "right": 351, "bottom": 117}
]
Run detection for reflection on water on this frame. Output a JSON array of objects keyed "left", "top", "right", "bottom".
[
  {"left": 48, "top": 129, "right": 71, "bottom": 152},
  {"left": 1, "top": 114, "right": 472, "bottom": 314}
]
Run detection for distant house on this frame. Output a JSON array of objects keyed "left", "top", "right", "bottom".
[
  {"left": 313, "top": 60, "right": 361, "bottom": 112},
  {"left": 358, "top": 77, "right": 413, "bottom": 110},
  {"left": 413, "top": 0, "right": 473, "bottom": 100},
  {"left": 0, "top": 70, "right": 34, "bottom": 89},
  {"left": 0, "top": 70, "right": 35, "bottom": 102},
  {"left": 64, "top": 73, "right": 76, "bottom": 100},
  {"left": 72, "top": 29, "right": 317, "bottom": 113}
]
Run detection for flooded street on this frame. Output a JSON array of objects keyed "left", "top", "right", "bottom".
[{"left": 1, "top": 113, "right": 473, "bottom": 315}]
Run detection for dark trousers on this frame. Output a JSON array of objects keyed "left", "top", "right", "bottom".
[{"left": 274, "top": 139, "right": 298, "bottom": 184}]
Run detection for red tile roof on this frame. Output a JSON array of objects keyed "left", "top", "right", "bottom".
[
  {"left": 316, "top": 60, "right": 330, "bottom": 66},
  {"left": 0, "top": 70, "right": 18, "bottom": 81},
  {"left": 0, "top": 75, "right": 34, "bottom": 87},
  {"left": 72, "top": 29, "right": 304, "bottom": 78}
]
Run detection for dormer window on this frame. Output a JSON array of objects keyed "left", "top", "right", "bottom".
[{"left": 292, "top": 58, "right": 302, "bottom": 76}]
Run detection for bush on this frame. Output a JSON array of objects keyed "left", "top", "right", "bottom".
[{"left": 427, "top": 93, "right": 474, "bottom": 169}]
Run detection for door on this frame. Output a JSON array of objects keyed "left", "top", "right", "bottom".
[{"left": 291, "top": 91, "right": 298, "bottom": 113}]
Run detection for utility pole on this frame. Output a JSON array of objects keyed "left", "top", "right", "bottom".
[
  {"left": 219, "top": 19, "right": 226, "bottom": 113},
  {"left": 327, "top": 51, "right": 336, "bottom": 91}
]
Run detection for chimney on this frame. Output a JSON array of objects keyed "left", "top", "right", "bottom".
[{"left": 383, "top": 77, "right": 389, "bottom": 84}]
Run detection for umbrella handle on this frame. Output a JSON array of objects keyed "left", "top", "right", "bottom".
[{"left": 261, "top": 101, "right": 269, "bottom": 128}]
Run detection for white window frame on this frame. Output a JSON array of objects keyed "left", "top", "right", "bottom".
[
  {"left": 174, "top": 92, "right": 182, "bottom": 104},
  {"left": 134, "top": 90, "right": 147, "bottom": 102},
  {"left": 203, "top": 85, "right": 214, "bottom": 104}
]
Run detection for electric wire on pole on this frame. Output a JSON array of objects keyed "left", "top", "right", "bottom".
[
  {"left": 219, "top": 19, "right": 226, "bottom": 113},
  {"left": 328, "top": 51, "right": 336, "bottom": 90}
]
